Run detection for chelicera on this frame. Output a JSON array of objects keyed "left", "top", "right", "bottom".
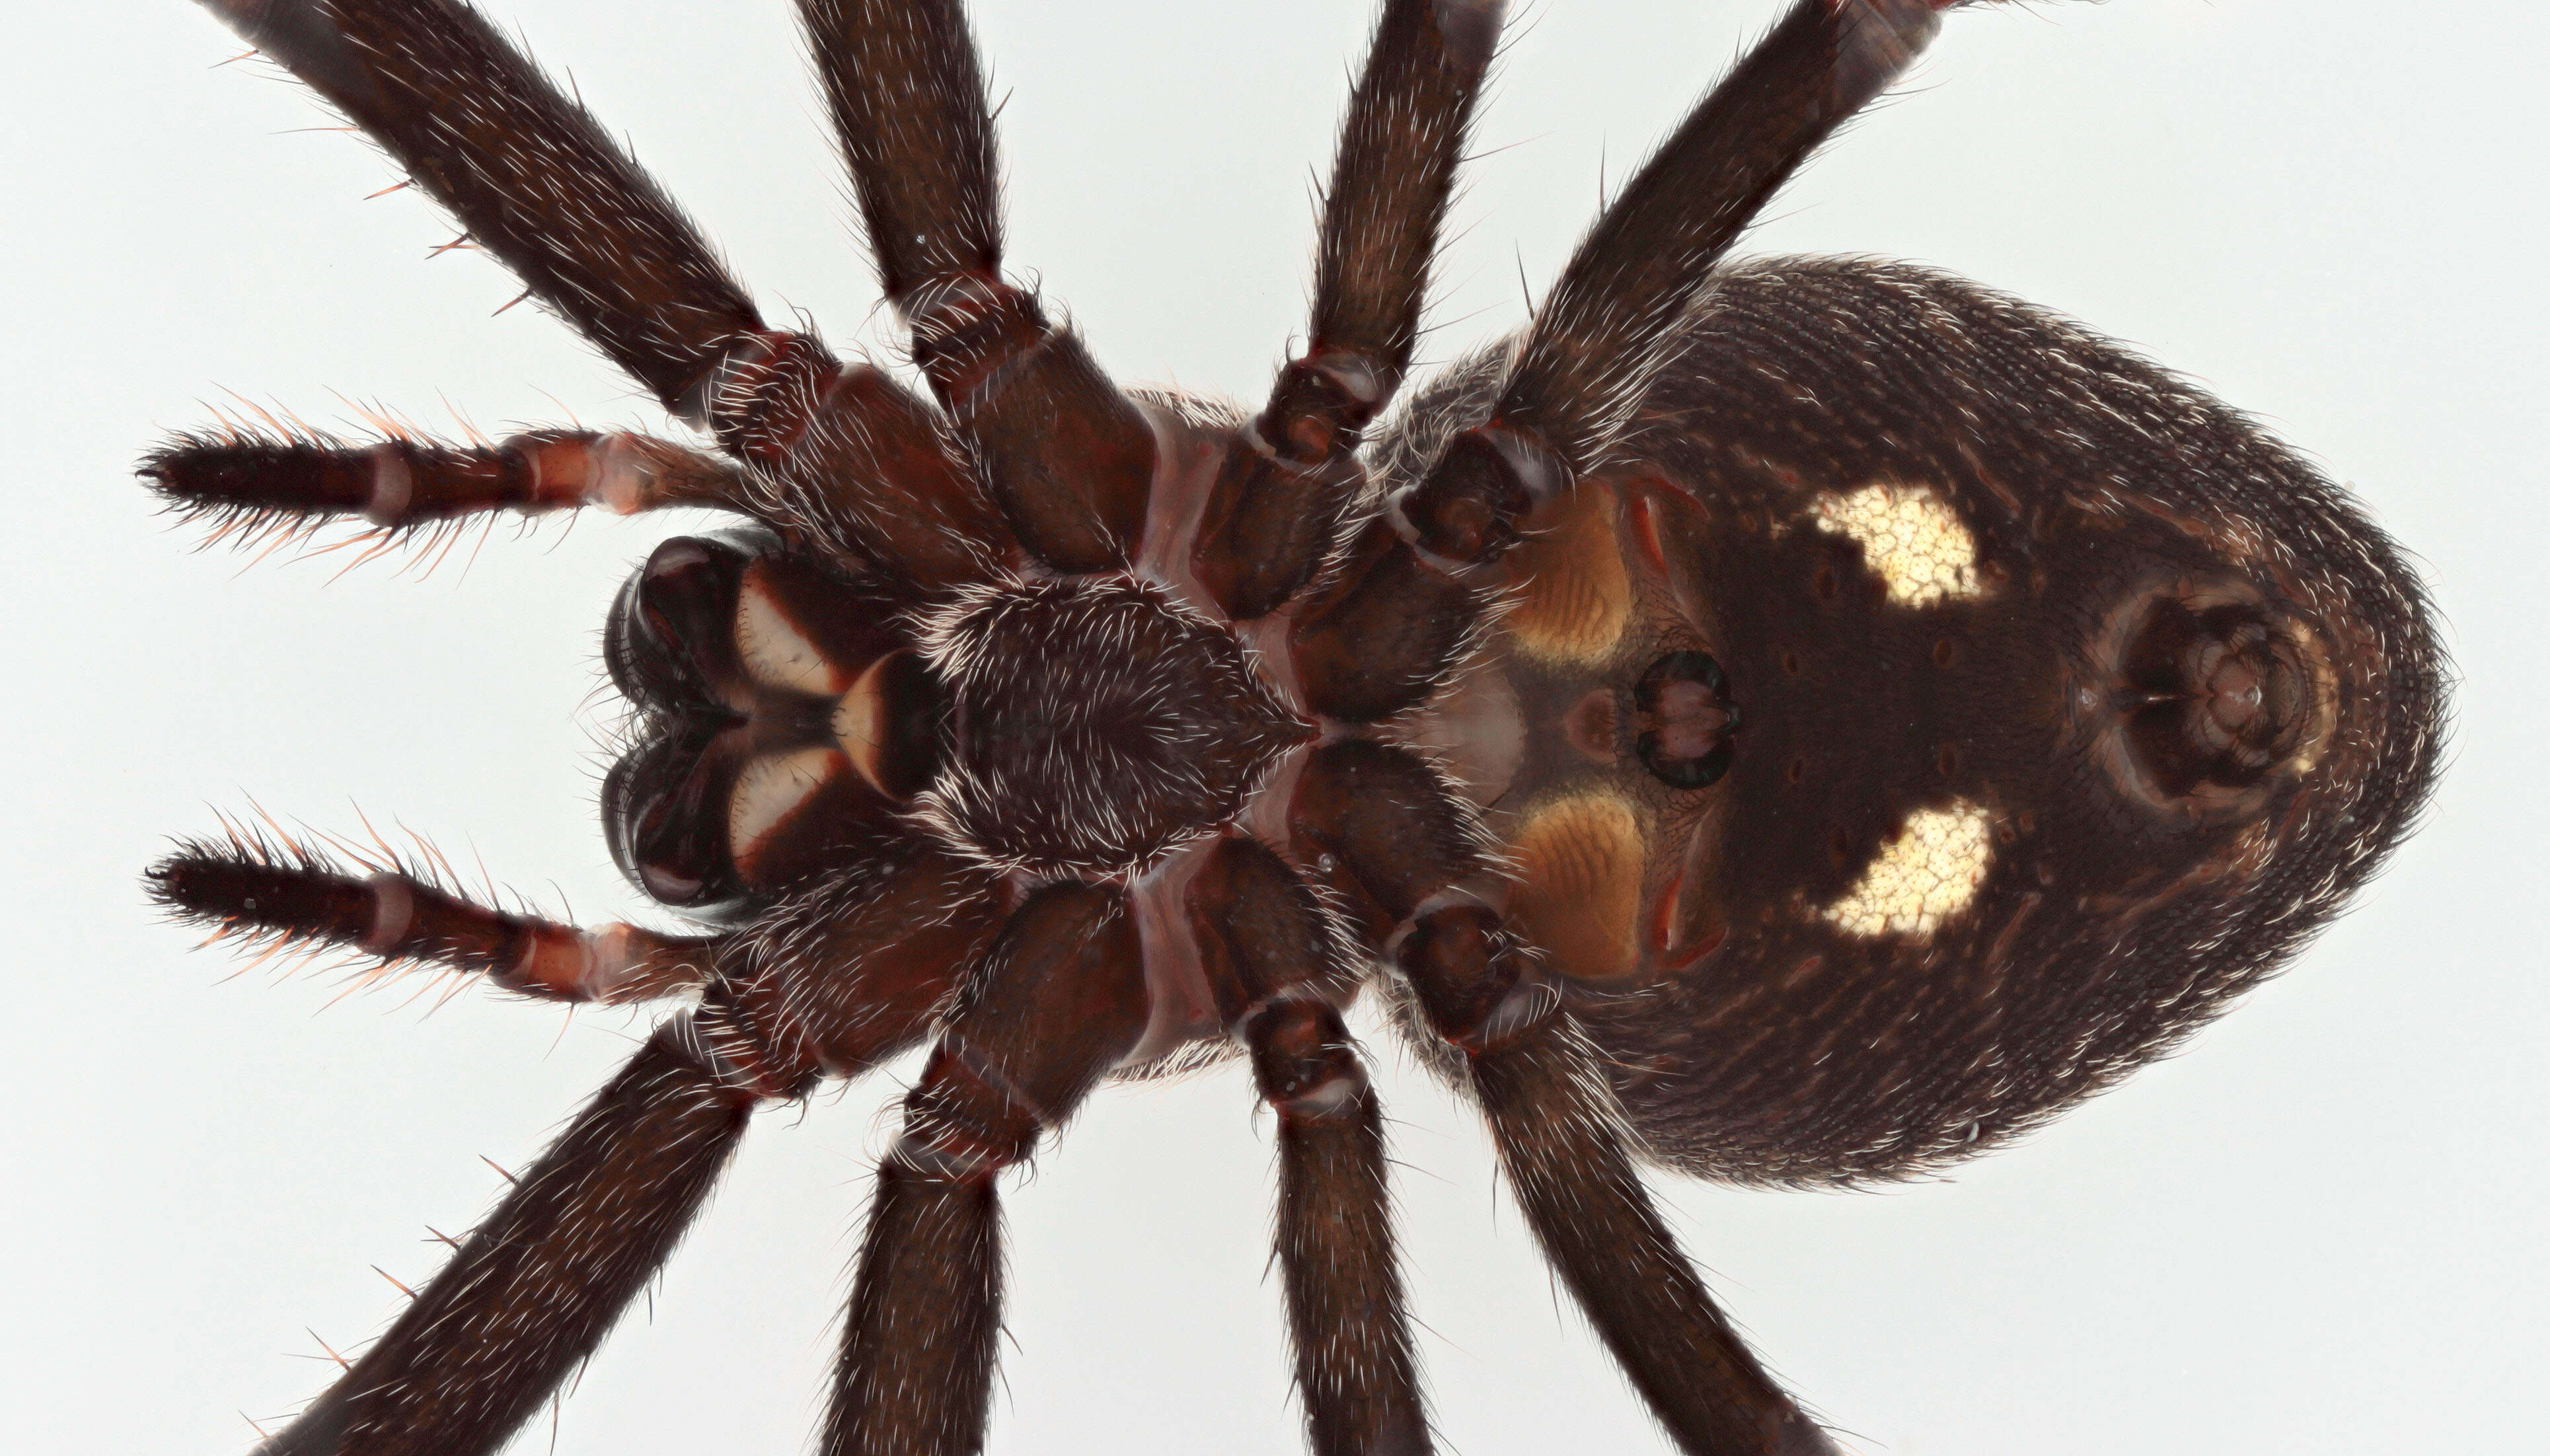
[{"left": 141, "top": 2, "right": 2444, "bottom": 1454}]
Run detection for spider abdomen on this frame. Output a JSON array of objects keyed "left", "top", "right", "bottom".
[{"left": 1384, "top": 257, "right": 2442, "bottom": 1184}]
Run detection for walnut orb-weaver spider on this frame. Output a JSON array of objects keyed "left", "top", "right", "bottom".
[{"left": 139, "top": 2, "right": 2444, "bottom": 1455}]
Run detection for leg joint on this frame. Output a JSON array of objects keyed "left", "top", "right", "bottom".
[
  {"left": 1242, "top": 997, "right": 1370, "bottom": 1122},
  {"left": 1396, "top": 904, "right": 1561, "bottom": 1056}
]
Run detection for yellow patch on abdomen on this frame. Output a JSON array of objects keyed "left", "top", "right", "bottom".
[
  {"left": 1811, "top": 482, "right": 1984, "bottom": 607},
  {"left": 1507, "top": 790, "right": 1647, "bottom": 979},
  {"left": 1502, "top": 486, "right": 1632, "bottom": 665},
  {"left": 1821, "top": 801, "right": 1995, "bottom": 939}
]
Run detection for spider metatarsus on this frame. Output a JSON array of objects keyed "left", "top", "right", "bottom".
[{"left": 142, "top": 1, "right": 2444, "bottom": 1453}]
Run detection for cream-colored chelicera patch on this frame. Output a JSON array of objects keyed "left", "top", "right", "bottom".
[
  {"left": 1811, "top": 482, "right": 1983, "bottom": 606},
  {"left": 1822, "top": 801, "right": 1995, "bottom": 939},
  {"left": 736, "top": 568, "right": 852, "bottom": 696},
  {"left": 727, "top": 746, "right": 844, "bottom": 876}
]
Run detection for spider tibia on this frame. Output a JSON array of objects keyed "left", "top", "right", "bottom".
[{"left": 512, "top": 922, "right": 705, "bottom": 1005}]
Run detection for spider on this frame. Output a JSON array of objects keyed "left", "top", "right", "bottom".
[{"left": 136, "top": 1, "right": 2444, "bottom": 1454}]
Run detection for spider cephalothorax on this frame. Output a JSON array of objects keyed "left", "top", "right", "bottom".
[
  {"left": 141, "top": 3, "right": 2442, "bottom": 1455},
  {"left": 913, "top": 573, "right": 1312, "bottom": 877},
  {"left": 599, "top": 527, "right": 1310, "bottom": 903}
]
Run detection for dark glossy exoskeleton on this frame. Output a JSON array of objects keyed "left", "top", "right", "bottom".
[{"left": 139, "top": 3, "right": 2444, "bottom": 1455}]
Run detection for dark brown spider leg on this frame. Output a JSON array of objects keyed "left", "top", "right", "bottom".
[
  {"left": 1290, "top": 743, "right": 1834, "bottom": 1456},
  {"left": 192, "top": 0, "right": 1006, "bottom": 587},
  {"left": 800, "top": 0, "right": 1158, "bottom": 573},
  {"left": 140, "top": 427, "right": 745, "bottom": 540},
  {"left": 719, "top": 844, "right": 1011, "bottom": 1084},
  {"left": 147, "top": 834, "right": 710, "bottom": 1003},
  {"left": 823, "top": 881, "right": 1150, "bottom": 1456},
  {"left": 1291, "top": 514, "right": 1496, "bottom": 722},
  {"left": 1191, "top": 0, "right": 1504, "bottom": 620},
  {"left": 1287, "top": 739, "right": 1493, "bottom": 948},
  {"left": 1398, "top": 917, "right": 1836, "bottom": 1456},
  {"left": 1436, "top": 0, "right": 1955, "bottom": 501},
  {"left": 220, "top": 845, "right": 993, "bottom": 1456},
  {"left": 246, "top": 1013, "right": 770, "bottom": 1456},
  {"left": 199, "top": 0, "right": 749, "bottom": 410},
  {"left": 1295, "top": 0, "right": 1956, "bottom": 720},
  {"left": 1190, "top": 836, "right": 1432, "bottom": 1456}
]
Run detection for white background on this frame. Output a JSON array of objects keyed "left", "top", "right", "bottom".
[{"left": 4, "top": 3, "right": 2542, "bottom": 1453}]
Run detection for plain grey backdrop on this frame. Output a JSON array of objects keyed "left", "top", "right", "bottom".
[{"left": 4, "top": 2, "right": 2541, "bottom": 1453}]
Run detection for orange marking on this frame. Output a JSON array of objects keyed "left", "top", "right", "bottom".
[
  {"left": 1507, "top": 792, "right": 1647, "bottom": 980},
  {"left": 1502, "top": 486, "right": 1631, "bottom": 665},
  {"left": 738, "top": 567, "right": 856, "bottom": 695},
  {"left": 728, "top": 747, "right": 848, "bottom": 879},
  {"left": 1642, "top": 865, "right": 1730, "bottom": 971},
  {"left": 1643, "top": 868, "right": 1683, "bottom": 952},
  {"left": 1630, "top": 491, "right": 1670, "bottom": 575}
]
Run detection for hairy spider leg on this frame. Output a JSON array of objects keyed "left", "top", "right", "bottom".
[
  {"left": 1404, "top": 958, "right": 1838, "bottom": 1456},
  {"left": 1190, "top": 836, "right": 1432, "bottom": 1456},
  {"left": 802, "top": 0, "right": 1157, "bottom": 573},
  {"left": 1296, "top": 0, "right": 1965, "bottom": 721},
  {"left": 184, "top": 0, "right": 1008, "bottom": 588},
  {"left": 824, "top": 883, "right": 1151, "bottom": 1456},
  {"left": 1279, "top": 9, "right": 1986, "bottom": 1443},
  {"left": 710, "top": 846, "right": 1010, "bottom": 1089},
  {"left": 1481, "top": 0, "right": 1957, "bottom": 489},
  {"left": 200, "top": 0, "right": 749, "bottom": 405},
  {"left": 233, "top": 1021, "right": 760, "bottom": 1456},
  {"left": 147, "top": 834, "right": 713, "bottom": 1003},
  {"left": 151, "top": 824, "right": 1005, "bottom": 1456},
  {"left": 1290, "top": 743, "right": 1835, "bottom": 1455},
  {"left": 1190, "top": 0, "right": 1503, "bottom": 621},
  {"left": 141, "top": 425, "right": 749, "bottom": 541}
]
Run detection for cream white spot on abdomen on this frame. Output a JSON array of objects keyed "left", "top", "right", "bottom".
[
  {"left": 1822, "top": 800, "right": 1995, "bottom": 939},
  {"left": 1811, "top": 482, "right": 1984, "bottom": 606}
]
